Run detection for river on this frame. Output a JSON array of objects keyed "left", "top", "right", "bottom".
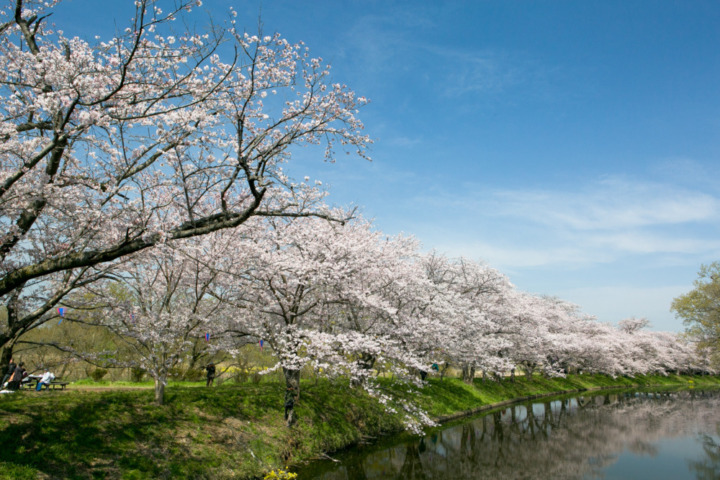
[{"left": 298, "top": 388, "right": 720, "bottom": 479}]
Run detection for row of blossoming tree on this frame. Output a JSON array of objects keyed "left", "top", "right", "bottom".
[
  {"left": 64, "top": 213, "right": 705, "bottom": 431},
  {"left": 0, "top": 0, "right": 709, "bottom": 433}
]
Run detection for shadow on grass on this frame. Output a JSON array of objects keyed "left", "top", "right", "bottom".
[{"left": 0, "top": 384, "right": 285, "bottom": 479}]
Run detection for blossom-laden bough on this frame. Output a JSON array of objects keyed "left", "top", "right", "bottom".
[{"left": 0, "top": 0, "right": 371, "bottom": 358}]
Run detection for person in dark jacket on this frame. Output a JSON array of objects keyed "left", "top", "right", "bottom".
[
  {"left": 6, "top": 362, "right": 26, "bottom": 391},
  {"left": 205, "top": 362, "right": 216, "bottom": 387},
  {"left": 1, "top": 358, "right": 16, "bottom": 388}
]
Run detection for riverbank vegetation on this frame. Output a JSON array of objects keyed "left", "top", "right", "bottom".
[
  {"left": 671, "top": 262, "right": 720, "bottom": 367},
  {"left": 1, "top": 373, "right": 718, "bottom": 479}
]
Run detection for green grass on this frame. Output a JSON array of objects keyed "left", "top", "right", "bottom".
[
  {"left": 70, "top": 379, "right": 207, "bottom": 388},
  {"left": 1, "top": 373, "right": 718, "bottom": 479}
]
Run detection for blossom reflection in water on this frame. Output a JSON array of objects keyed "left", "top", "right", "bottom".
[{"left": 301, "top": 389, "right": 720, "bottom": 480}]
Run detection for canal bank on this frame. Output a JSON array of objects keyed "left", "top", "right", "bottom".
[
  {"left": 414, "top": 372, "right": 720, "bottom": 424},
  {"left": 431, "top": 376, "right": 697, "bottom": 424}
]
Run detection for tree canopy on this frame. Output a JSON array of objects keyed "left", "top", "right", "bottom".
[
  {"left": 0, "top": 0, "right": 369, "bottom": 355},
  {"left": 671, "top": 262, "right": 720, "bottom": 366}
]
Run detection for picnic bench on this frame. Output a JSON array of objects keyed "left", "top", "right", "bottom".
[
  {"left": 21, "top": 375, "right": 41, "bottom": 390},
  {"left": 22, "top": 377, "right": 69, "bottom": 390}
]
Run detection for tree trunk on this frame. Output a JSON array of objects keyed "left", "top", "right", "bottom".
[
  {"left": 440, "top": 362, "right": 449, "bottom": 381},
  {"left": 352, "top": 353, "right": 376, "bottom": 386},
  {"left": 0, "top": 287, "right": 22, "bottom": 359},
  {"left": 283, "top": 367, "right": 300, "bottom": 426},
  {"left": 461, "top": 363, "right": 475, "bottom": 384},
  {"left": 283, "top": 367, "right": 300, "bottom": 397},
  {"left": 154, "top": 378, "right": 165, "bottom": 405},
  {"left": 0, "top": 344, "right": 12, "bottom": 367},
  {"left": 358, "top": 353, "right": 376, "bottom": 370}
]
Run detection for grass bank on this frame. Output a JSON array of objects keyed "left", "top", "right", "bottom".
[{"left": 1, "top": 373, "right": 718, "bottom": 479}]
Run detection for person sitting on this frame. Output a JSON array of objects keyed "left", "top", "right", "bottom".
[
  {"left": 36, "top": 371, "right": 55, "bottom": 391},
  {"left": 6, "top": 362, "right": 27, "bottom": 391}
]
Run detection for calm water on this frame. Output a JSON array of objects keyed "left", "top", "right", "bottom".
[{"left": 298, "top": 389, "right": 720, "bottom": 479}]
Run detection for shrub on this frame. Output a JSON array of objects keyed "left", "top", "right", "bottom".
[
  {"left": 90, "top": 368, "right": 109, "bottom": 382},
  {"left": 264, "top": 469, "right": 297, "bottom": 480},
  {"left": 130, "top": 367, "right": 145, "bottom": 383},
  {"left": 229, "top": 367, "right": 249, "bottom": 384},
  {"left": 183, "top": 367, "right": 205, "bottom": 382}
]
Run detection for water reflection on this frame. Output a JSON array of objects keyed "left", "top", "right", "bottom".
[
  {"left": 300, "top": 390, "right": 720, "bottom": 479},
  {"left": 688, "top": 429, "right": 720, "bottom": 480}
]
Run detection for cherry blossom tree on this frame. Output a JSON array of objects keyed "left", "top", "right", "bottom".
[
  {"left": 531, "top": 296, "right": 596, "bottom": 377},
  {"left": 421, "top": 254, "right": 516, "bottom": 383},
  {"left": 216, "top": 214, "right": 435, "bottom": 430},
  {"left": 611, "top": 317, "right": 697, "bottom": 376},
  {"left": 501, "top": 292, "right": 551, "bottom": 379},
  {"left": 648, "top": 330, "right": 700, "bottom": 374},
  {"left": 321, "top": 237, "right": 440, "bottom": 382},
  {"left": 613, "top": 317, "right": 659, "bottom": 375},
  {"left": 563, "top": 319, "right": 623, "bottom": 375},
  {"left": 72, "top": 234, "right": 241, "bottom": 404},
  {"left": 0, "top": 0, "right": 370, "bottom": 356}
]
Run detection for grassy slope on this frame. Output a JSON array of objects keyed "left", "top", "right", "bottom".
[{"left": 1, "top": 374, "right": 718, "bottom": 479}]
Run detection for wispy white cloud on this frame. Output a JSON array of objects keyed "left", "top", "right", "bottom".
[
  {"left": 340, "top": 8, "right": 560, "bottom": 104},
  {"left": 488, "top": 176, "right": 720, "bottom": 230},
  {"left": 652, "top": 157, "right": 720, "bottom": 191},
  {"left": 403, "top": 174, "right": 720, "bottom": 269},
  {"left": 428, "top": 239, "right": 613, "bottom": 269},
  {"left": 438, "top": 50, "right": 525, "bottom": 97},
  {"left": 587, "top": 231, "right": 720, "bottom": 255},
  {"left": 339, "top": 8, "right": 439, "bottom": 78},
  {"left": 386, "top": 136, "right": 424, "bottom": 148}
]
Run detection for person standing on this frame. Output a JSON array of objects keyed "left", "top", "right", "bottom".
[
  {"left": 6, "top": 362, "right": 26, "bottom": 391},
  {"left": 205, "top": 362, "right": 216, "bottom": 387},
  {"left": 1, "top": 358, "right": 16, "bottom": 388}
]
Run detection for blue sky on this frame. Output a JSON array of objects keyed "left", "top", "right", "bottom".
[{"left": 56, "top": 1, "right": 720, "bottom": 331}]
